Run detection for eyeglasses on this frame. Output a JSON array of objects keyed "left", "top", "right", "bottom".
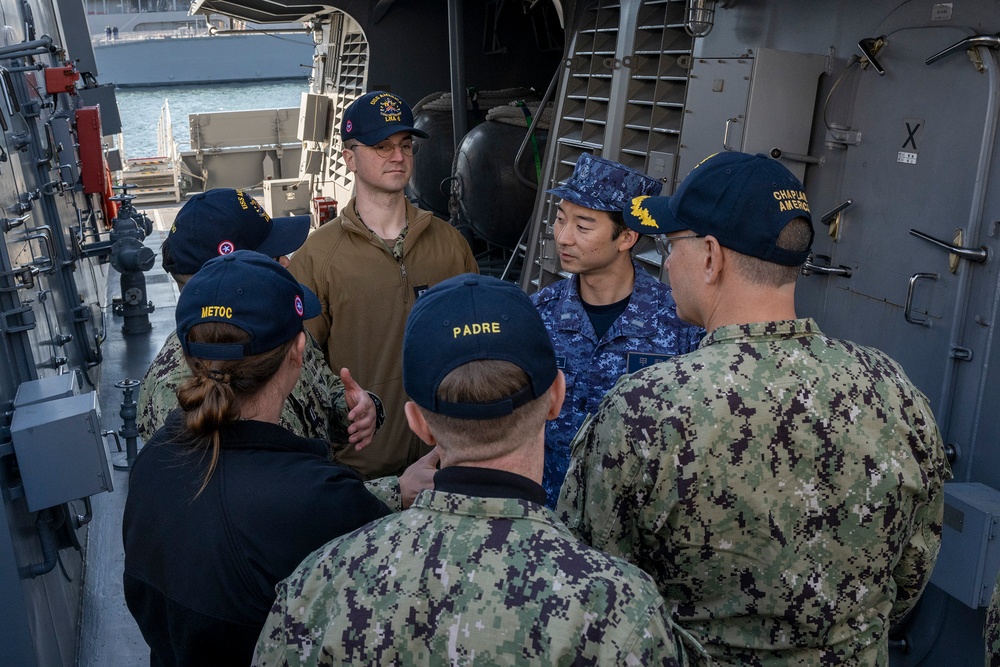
[
  {"left": 656, "top": 234, "right": 703, "bottom": 257},
  {"left": 347, "top": 140, "right": 419, "bottom": 158}
]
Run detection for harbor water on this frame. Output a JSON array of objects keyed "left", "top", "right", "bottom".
[{"left": 115, "top": 80, "right": 310, "bottom": 159}]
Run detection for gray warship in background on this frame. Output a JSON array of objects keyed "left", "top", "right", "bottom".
[
  {"left": 3, "top": 0, "right": 1000, "bottom": 664},
  {"left": 83, "top": 0, "right": 315, "bottom": 87}
]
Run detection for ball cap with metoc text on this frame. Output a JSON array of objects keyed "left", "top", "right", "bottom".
[
  {"left": 162, "top": 188, "right": 311, "bottom": 276},
  {"left": 624, "top": 151, "right": 815, "bottom": 266},
  {"left": 341, "top": 91, "right": 429, "bottom": 146},
  {"left": 546, "top": 152, "right": 662, "bottom": 214},
  {"left": 175, "top": 250, "right": 320, "bottom": 361},
  {"left": 403, "top": 274, "right": 558, "bottom": 420}
]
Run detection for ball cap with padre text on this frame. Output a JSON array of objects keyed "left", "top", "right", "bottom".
[{"left": 403, "top": 274, "right": 557, "bottom": 420}]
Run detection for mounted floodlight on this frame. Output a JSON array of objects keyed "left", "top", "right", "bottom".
[{"left": 685, "top": 0, "right": 717, "bottom": 38}]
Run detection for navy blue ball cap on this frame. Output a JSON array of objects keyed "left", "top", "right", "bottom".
[
  {"left": 547, "top": 152, "right": 662, "bottom": 214},
  {"left": 341, "top": 91, "right": 429, "bottom": 145},
  {"left": 403, "top": 274, "right": 557, "bottom": 420},
  {"left": 163, "top": 188, "right": 310, "bottom": 275},
  {"left": 624, "top": 152, "right": 814, "bottom": 266},
  {"left": 176, "top": 250, "right": 321, "bottom": 361}
]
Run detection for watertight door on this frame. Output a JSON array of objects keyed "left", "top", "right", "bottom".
[{"left": 800, "top": 24, "right": 998, "bottom": 443}]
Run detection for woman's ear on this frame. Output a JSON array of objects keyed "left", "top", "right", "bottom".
[{"left": 289, "top": 331, "right": 306, "bottom": 369}]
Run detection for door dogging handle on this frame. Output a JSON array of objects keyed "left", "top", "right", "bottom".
[
  {"left": 909, "top": 229, "right": 989, "bottom": 263},
  {"left": 820, "top": 199, "right": 853, "bottom": 226},
  {"left": 859, "top": 35, "right": 887, "bottom": 75},
  {"left": 926, "top": 34, "right": 1000, "bottom": 65},
  {"left": 801, "top": 254, "right": 852, "bottom": 277}
]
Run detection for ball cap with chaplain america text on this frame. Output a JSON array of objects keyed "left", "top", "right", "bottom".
[
  {"left": 341, "top": 91, "right": 429, "bottom": 146},
  {"left": 403, "top": 274, "right": 558, "bottom": 420},
  {"left": 547, "top": 152, "right": 662, "bottom": 214},
  {"left": 625, "top": 151, "right": 815, "bottom": 266},
  {"left": 175, "top": 250, "right": 321, "bottom": 361},
  {"left": 162, "top": 188, "right": 311, "bottom": 276}
]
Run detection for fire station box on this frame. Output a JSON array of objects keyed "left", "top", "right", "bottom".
[
  {"left": 930, "top": 482, "right": 1000, "bottom": 608},
  {"left": 10, "top": 391, "right": 113, "bottom": 511}
]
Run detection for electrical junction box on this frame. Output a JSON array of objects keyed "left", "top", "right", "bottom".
[
  {"left": 298, "top": 92, "right": 331, "bottom": 143},
  {"left": 14, "top": 373, "right": 77, "bottom": 408},
  {"left": 44, "top": 66, "right": 79, "bottom": 96},
  {"left": 262, "top": 178, "right": 311, "bottom": 219},
  {"left": 10, "top": 391, "right": 113, "bottom": 512},
  {"left": 677, "top": 47, "right": 826, "bottom": 183},
  {"left": 929, "top": 482, "right": 1000, "bottom": 608}
]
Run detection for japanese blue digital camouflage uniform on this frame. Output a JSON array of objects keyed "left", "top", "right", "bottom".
[
  {"left": 136, "top": 331, "right": 401, "bottom": 509},
  {"left": 536, "top": 150, "right": 698, "bottom": 507},
  {"left": 253, "top": 487, "right": 687, "bottom": 666},
  {"left": 558, "top": 318, "right": 952, "bottom": 666},
  {"left": 987, "top": 571, "right": 1000, "bottom": 665},
  {"left": 532, "top": 258, "right": 702, "bottom": 506}
]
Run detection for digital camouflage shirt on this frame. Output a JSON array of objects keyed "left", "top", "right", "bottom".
[
  {"left": 987, "top": 571, "right": 1000, "bottom": 666},
  {"left": 135, "top": 330, "right": 402, "bottom": 510},
  {"left": 559, "top": 318, "right": 951, "bottom": 666},
  {"left": 136, "top": 330, "right": 351, "bottom": 446},
  {"left": 254, "top": 468, "right": 686, "bottom": 666},
  {"left": 531, "top": 259, "right": 703, "bottom": 507}
]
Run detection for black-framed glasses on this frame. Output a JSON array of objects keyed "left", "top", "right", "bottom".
[
  {"left": 347, "top": 140, "right": 418, "bottom": 158},
  {"left": 656, "top": 234, "right": 703, "bottom": 257}
]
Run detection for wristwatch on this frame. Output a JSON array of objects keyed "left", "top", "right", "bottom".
[{"left": 368, "top": 392, "right": 385, "bottom": 433}]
